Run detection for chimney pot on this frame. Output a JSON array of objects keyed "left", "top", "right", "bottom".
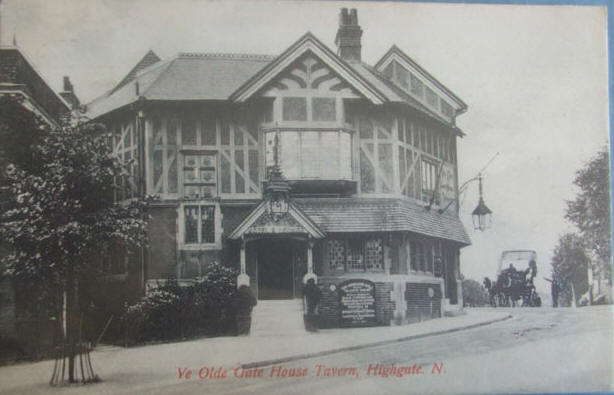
[{"left": 335, "top": 8, "right": 362, "bottom": 63}]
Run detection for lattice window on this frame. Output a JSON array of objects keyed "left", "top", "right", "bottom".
[
  {"left": 183, "top": 153, "right": 217, "bottom": 199},
  {"left": 327, "top": 239, "right": 345, "bottom": 271},
  {"left": 346, "top": 240, "right": 364, "bottom": 272},
  {"left": 365, "top": 239, "right": 383, "bottom": 271}
]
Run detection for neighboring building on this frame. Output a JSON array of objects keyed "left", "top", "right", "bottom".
[
  {"left": 0, "top": 45, "right": 74, "bottom": 358},
  {"left": 0, "top": 46, "right": 73, "bottom": 125},
  {"left": 88, "top": 8, "right": 470, "bottom": 327}
]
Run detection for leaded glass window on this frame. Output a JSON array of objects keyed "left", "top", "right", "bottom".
[
  {"left": 184, "top": 205, "right": 216, "bottom": 245},
  {"left": 183, "top": 153, "right": 217, "bottom": 199},
  {"left": 365, "top": 239, "right": 383, "bottom": 271},
  {"left": 346, "top": 240, "right": 364, "bottom": 272},
  {"left": 327, "top": 239, "right": 345, "bottom": 271}
]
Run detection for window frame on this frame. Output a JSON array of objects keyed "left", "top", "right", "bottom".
[
  {"left": 180, "top": 150, "right": 218, "bottom": 200},
  {"left": 178, "top": 202, "right": 221, "bottom": 251},
  {"left": 326, "top": 237, "right": 385, "bottom": 273}
]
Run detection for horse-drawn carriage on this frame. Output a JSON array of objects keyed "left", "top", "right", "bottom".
[{"left": 483, "top": 250, "right": 542, "bottom": 307}]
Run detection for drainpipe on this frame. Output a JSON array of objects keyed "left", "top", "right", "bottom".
[{"left": 135, "top": 96, "right": 147, "bottom": 293}]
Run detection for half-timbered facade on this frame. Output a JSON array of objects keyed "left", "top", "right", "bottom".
[{"left": 88, "top": 8, "right": 471, "bottom": 327}]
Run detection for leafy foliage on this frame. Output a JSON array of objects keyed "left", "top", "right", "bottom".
[
  {"left": 565, "top": 147, "right": 611, "bottom": 280},
  {"left": 462, "top": 279, "right": 489, "bottom": 307},
  {"left": 551, "top": 233, "right": 589, "bottom": 306},
  {"left": 1, "top": 120, "right": 148, "bottom": 287},
  {"left": 122, "top": 262, "right": 238, "bottom": 345}
]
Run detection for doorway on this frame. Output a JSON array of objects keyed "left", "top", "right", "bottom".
[{"left": 257, "top": 239, "right": 294, "bottom": 299}]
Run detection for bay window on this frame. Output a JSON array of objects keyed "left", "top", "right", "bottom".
[{"left": 265, "top": 130, "right": 352, "bottom": 180}]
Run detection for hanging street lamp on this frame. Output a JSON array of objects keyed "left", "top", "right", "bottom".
[{"left": 471, "top": 174, "right": 492, "bottom": 231}]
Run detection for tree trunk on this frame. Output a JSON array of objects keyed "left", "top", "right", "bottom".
[{"left": 66, "top": 269, "right": 77, "bottom": 383}]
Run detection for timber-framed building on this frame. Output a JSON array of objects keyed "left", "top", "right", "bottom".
[{"left": 88, "top": 8, "right": 471, "bottom": 327}]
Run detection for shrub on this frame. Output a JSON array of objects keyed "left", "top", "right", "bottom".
[{"left": 122, "top": 263, "right": 238, "bottom": 345}]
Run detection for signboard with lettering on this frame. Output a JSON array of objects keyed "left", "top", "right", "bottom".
[{"left": 339, "top": 279, "right": 377, "bottom": 327}]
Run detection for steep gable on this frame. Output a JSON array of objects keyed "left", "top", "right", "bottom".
[
  {"left": 230, "top": 32, "right": 386, "bottom": 104},
  {"left": 374, "top": 46, "right": 467, "bottom": 121},
  {"left": 112, "top": 50, "right": 161, "bottom": 93}
]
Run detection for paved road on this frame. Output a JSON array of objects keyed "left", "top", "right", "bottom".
[{"left": 134, "top": 306, "right": 613, "bottom": 395}]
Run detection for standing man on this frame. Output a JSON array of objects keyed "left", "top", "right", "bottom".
[{"left": 545, "top": 276, "right": 560, "bottom": 308}]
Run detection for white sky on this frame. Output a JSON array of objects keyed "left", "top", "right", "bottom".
[{"left": 1, "top": 0, "right": 609, "bottom": 296}]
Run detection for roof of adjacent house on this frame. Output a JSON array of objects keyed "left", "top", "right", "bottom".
[
  {"left": 0, "top": 47, "right": 71, "bottom": 124},
  {"left": 87, "top": 33, "right": 465, "bottom": 130},
  {"left": 293, "top": 197, "right": 471, "bottom": 245},
  {"left": 87, "top": 52, "right": 274, "bottom": 119}
]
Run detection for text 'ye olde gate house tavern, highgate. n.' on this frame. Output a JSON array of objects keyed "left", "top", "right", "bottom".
[{"left": 87, "top": 8, "right": 471, "bottom": 328}]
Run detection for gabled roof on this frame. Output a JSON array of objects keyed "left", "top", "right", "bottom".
[
  {"left": 0, "top": 46, "right": 71, "bottom": 124},
  {"left": 228, "top": 200, "right": 325, "bottom": 240},
  {"left": 112, "top": 50, "right": 161, "bottom": 93},
  {"left": 87, "top": 34, "right": 466, "bottom": 128},
  {"left": 230, "top": 32, "right": 387, "bottom": 105},
  {"left": 374, "top": 45, "right": 467, "bottom": 112}
]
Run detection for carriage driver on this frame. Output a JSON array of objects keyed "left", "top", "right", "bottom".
[{"left": 524, "top": 260, "right": 537, "bottom": 285}]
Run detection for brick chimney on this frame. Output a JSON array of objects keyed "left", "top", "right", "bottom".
[
  {"left": 59, "top": 76, "right": 80, "bottom": 110},
  {"left": 335, "top": 8, "right": 362, "bottom": 63}
]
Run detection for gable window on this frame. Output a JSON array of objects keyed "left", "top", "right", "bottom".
[
  {"left": 312, "top": 97, "right": 336, "bottom": 121},
  {"left": 282, "top": 97, "right": 307, "bottom": 121},
  {"left": 184, "top": 205, "right": 215, "bottom": 244},
  {"left": 183, "top": 153, "right": 217, "bottom": 199}
]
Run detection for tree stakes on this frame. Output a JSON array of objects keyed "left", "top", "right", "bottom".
[{"left": 50, "top": 313, "right": 100, "bottom": 386}]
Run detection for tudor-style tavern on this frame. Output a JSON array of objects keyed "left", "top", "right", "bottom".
[{"left": 87, "top": 8, "right": 471, "bottom": 328}]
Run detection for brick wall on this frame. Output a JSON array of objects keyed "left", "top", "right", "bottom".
[
  {"left": 375, "top": 282, "right": 394, "bottom": 325},
  {"left": 147, "top": 206, "right": 178, "bottom": 278},
  {"left": 405, "top": 282, "right": 442, "bottom": 323},
  {"left": 317, "top": 278, "right": 395, "bottom": 328}
]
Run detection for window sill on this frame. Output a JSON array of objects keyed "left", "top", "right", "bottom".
[{"left": 179, "top": 244, "right": 219, "bottom": 251}]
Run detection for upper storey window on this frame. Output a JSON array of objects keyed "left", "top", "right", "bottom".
[
  {"left": 283, "top": 97, "right": 307, "bottom": 121},
  {"left": 312, "top": 98, "right": 336, "bottom": 121},
  {"left": 281, "top": 96, "right": 338, "bottom": 123}
]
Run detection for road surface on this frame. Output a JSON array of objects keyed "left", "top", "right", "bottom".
[
  {"left": 125, "top": 306, "right": 614, "bottom": 395},
  {"left": 0, "top": 306, "right": 611, "bottom": 394}
]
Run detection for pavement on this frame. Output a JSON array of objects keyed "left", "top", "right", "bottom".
[{"left": 0, "top": 308, "right": 510, "bottom": 394}]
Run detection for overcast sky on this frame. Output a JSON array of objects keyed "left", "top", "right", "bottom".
[{"left": 1, "top": 0, "right": 609, "bottom": 295}]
